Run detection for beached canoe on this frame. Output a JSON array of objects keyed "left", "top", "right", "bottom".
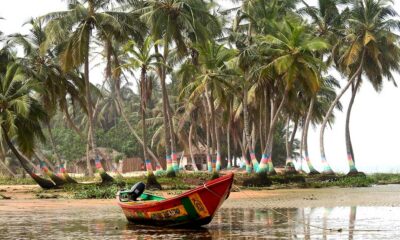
[{"left": 117, "top": 173, "right": 234, "bottom": 227}]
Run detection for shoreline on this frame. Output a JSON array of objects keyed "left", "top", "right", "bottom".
[{"left": 1, "top": 184, "right": 400, "bottom": 210}]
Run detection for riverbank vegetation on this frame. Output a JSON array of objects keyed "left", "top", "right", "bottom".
[
  {"left": 0, "top": 0, "right": 399, "bottom": 189},
  {"left": 2, "top": 172, "right": 400, "bottom": 199}
]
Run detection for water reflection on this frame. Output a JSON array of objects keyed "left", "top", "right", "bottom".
[{"left": 1, "top": 205, "right": 400, "bottom": 239}]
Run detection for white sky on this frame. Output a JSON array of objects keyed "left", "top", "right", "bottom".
[{"left": 0, "top": 0, "right": 399, "bottom": 173}]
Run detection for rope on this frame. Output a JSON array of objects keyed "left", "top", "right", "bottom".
[
  {"left": 231, "top": 184, "right": 392, "bottom": 233},
  {"left": 203, "top": 183, "right": 223, "bottom": 199}
]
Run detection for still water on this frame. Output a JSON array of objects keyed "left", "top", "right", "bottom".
[{"left": 0, "top": 204, "right": 400, "bottom": 239}]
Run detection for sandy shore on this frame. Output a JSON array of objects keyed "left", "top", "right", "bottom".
[{"left": 1, "top": 184, "right": 400, "bottom": 211}]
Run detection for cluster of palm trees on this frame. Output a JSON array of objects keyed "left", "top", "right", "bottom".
[{"left": 0, "top": 0, "right": 399, "bottom": 188}]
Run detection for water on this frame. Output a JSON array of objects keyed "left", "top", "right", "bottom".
[{"left": 1, "top": 203, "right": 400, "bottom": 240}]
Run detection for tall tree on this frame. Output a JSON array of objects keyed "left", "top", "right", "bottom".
[
  {"left": 0, "top": 63, "right": 55, "bottom": 189},
  {"left": 10, "top": 19, "right": 82, "bottom": 183},
  {"left": 41, "top": 0, "right": 143, "bottom": 181},
  {"left": 320, "top": 0, "right": 400, "bottom": 175},
  {"left": 139, "top": 0, "right": 220, "bottom": 176},
  {"left": 122, "top": 36, "right": 161, "bottom": 188},
  {"left": 255, "top": 19, "right": 328, "bottom": 174}
]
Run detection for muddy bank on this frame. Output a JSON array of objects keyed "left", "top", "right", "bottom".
[{"left": 1, "top": 184, "right": 400, "bottom": 210}]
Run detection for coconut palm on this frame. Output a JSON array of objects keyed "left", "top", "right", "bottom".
[
  {"left": 0, "top": 63, "right": 55, "bottom": 189},
  {"left": 320, "top": 0, "right": 400, "bottom": 175},
  {"left": 138, "top": 0, "right": 221, "bottom": 176},
  {"left": 255, "top": 19, "right": 329, "bottom": 174},
  {"left": 180, "top": 41, "right": 236, "bottom": 173},
  {"left": 40, "top": 0, "right": 144, "bottom": 181},
  {"left": 9, "top": 19, "right": 82, "bottom": 183},
  {"left": 102, "top": 40, "right": 165, "bottom": 174},
  {"left": 300, "top": 76, "right": 342, "bottom": 174},
  {"left": 121, "top": 36, "right": 161, "bottom": 188}
]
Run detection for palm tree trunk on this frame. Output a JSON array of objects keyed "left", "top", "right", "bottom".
[
  {"left": 203, "top": 97, "right": 212, "bottom": 172},
  {"left": 0, "top": 142, "right": 16, "bottom": 177},
  {"left": 285, "top": 118, "right": 298, "bottom": 173},
  {"left": 346, "top": 76, "right": 361, "bottom": 174},
  {"left": 160, "top": 38, "right": 178, "bottom": 175},
  {"left": 167, "top": 97, "right": 179, "bottom": 173},
  {"left": 320, "top": 50, "right": 365, "bottom": 175},
  {"left": 302, "top": 98, "right": 319, "bottom": 174},
  {"left": 210, "top": 89, "right": 221, "bottom": 171},
  {"left": 239, "top": 130, "right": 251, "bottom": 173},
  {"left": 188, "top": 123, "right": 198, "bottom": 171},
  {"left": 1, "top": 125, "right": 55, "bottom": 189},
  {"left": 34, "top": 152, "right": 66, "bottom": 186},
  {"left": 259, "top": 87, "right": 290, "bottom": 174},
  {"left": 35, "top": 148, "right": 56, "bottom": 171},
  {"left": 114, "top": 79, "right": 163, "bottom": 172},
  {"left": 285, "top": 118, "right": 292, "bottom": 166},
  {"left": 141, "top": 70, "right": 151, "bottom": 174},
  {"left": 83, "top": 24, "right": 113, "bottom": 182},
  {"left": 259, "top": 98, "right": 265, "bottom": 152},
  {"left": 205, "top": 86, "right": 220, "bottom": 174},
  {"left": 227, "top": 102, "right": 232, "bottom": 170},
  {"left": 63, "top": 105, "right": 85, "bottom": 140},
  {"left": 264, "top": 89, "right": 271, "bottom": 147},
  {"left": 141, "top": 69, "right": 160, "bottom": 189},
  {"left": 251, "top": 122, "right": 259, "bottom": 172},
  {"left": 0, "top": 157, "right": 15, "bottom": 177},
  {"left": 84, "top": 39, "right": 95, "bottom": 178},
  {"left": 46, "top": 122, "right": 61, "bottom": 168},
  {"left": 243, "top": 86, "right": 255, "bottom": 173},
  {"left": 155, "top": 43, "right": 174, "bottom": 177}
]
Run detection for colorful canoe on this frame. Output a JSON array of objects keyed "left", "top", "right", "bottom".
[{"left": 117, "top": 173, "right": 234, "bottom": 227}]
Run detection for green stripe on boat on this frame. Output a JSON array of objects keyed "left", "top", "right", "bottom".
[{"left": 181, "top": 197, "right": 199, "bottom": 219}]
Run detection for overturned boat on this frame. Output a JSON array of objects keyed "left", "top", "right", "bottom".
[{"left": 117, "top": 173, "right": 234, "bottom": 227}]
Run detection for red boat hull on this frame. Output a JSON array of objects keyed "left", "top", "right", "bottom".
[{"left": 118, "top": 173, "right": 234, "bottom": 227}]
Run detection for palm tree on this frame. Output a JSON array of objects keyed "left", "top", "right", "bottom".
[
  {"left": 300, "top": 76, "right": 342, "bottom": 174},
  {"left": 122, "top": 36, "right": 161, "bottom": 188},
  {"left": 138, "top": 0, "right": 221, "bottom": 176},
  {"left": 40, "top": 0, "right": 143, "bottom": 181},
  {"left": 180, "top": 41, "right": 236, "bottom": 173},
  {"left": 300, "top": 0, "right": 349, "bottom": 174},
  {"left": 255, "top": 19, "right": 329, "bottom": 174},
  {"left": 0, "top": 63, "right": 55, "bottom": 189},
  {"left": 9, "top": 19, "right": 81, "bottom": 183},
  {"left": 105, "top": 41, "right": 165, "bottom": 174},
  {"left": 320, "top": 0, "right": 400, "bottom": 175}
]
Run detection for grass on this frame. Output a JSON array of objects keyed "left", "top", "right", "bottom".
[
  {"left": 0, "top": 176, "right": 35, "bottom": 185},
  {"left": 369, "top": 173, "right": 400, "bottom": 184},
  {"left": 301, "top": 175, "right": 375, "bottom": 188}
]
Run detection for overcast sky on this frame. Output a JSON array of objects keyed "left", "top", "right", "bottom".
[{"left": 0, "top": 0, "right": 399, "bottom": 173}]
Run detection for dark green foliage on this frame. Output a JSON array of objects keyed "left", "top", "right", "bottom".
[
  {"left": 211, "top": 172, "right": 220, "bottom": 180},
  {"left": 70, "top": 184, "right": 121, "bottom": 199},
  {"left": 166, "top": 171, "right": 177, "bottom": 178},
  {"left": 370, "top": 174, "right": 400, "bottom": 184},
  {"left": 96, "top": 119, "right": 142, "bottom": 157},
  {"left": 146, "top": 174, "right": 162, "bottom": 190},
  {"left": 302, "top": 175, "right": 374, "bottom": 188},
  {"left": 99, "top": 171, "right": 115, "bottom": 183},
  {"left": 243, "top": 172, "right": 272, "bottom": 187},
  {"left": 49, "top": 127, "right": 86, "bottom": 162},
  {"left": 269, "top": 174, "right": 306, "bottom": 184},
  {"left": 0, "top": 177, "right": 35, "bottom": 185}
]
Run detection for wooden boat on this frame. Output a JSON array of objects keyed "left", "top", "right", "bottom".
[{"left": 117, "top": 173, "right": 234, "bottom": 227}]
